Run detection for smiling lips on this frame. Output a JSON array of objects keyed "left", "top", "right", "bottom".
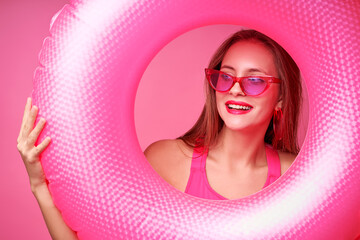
[{"left": 225, "top": 100, "right": 253, "bottom": 114}]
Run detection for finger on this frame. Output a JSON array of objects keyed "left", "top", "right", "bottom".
[
  {"left": 33, "top": 137, "right": 52, "bottom": 156},
  {"left": 22, "top": 105, "right": 39, "bottom": 139},
  {"left": 18, "top": 98, "right": 32, "bottom": 142},
  {"left": 27, "top": 118, "right": 47, "bottom": 146}
]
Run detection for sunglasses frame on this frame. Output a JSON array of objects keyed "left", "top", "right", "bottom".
[{"left": 205, "top": 68, "right": 281, "bottom": 96}]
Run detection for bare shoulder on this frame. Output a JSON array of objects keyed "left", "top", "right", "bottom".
[
  {"left": 277, "top": 151, "right": 297, "bottom": 175},
  {"left": 144, "top": 139, "right": 193, "bottom": 190},
  {"left": 144, "top": 139, "right": 192, "bottom": 163}
]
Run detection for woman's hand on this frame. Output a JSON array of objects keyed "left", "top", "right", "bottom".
[
  {"left": 17, "top": 98, "right": 51, "bottom": 193},
  {"left": 17, "top": 98, "right": 78, "bottom": 239}
]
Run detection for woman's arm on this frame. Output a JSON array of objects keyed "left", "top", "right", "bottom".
[
  {"left": 17, "top": 98, "right": 78, "bottom": 240},
  {"left": 32, "top": 184, "right": 78, "bottom": 240}
]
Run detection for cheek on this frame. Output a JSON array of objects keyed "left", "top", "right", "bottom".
[
  {"left": 255, "top": 88, "right": 280, "bottom": 115},
  {"left": 257, "top": 99, "right": 276, "bottom": 116},
  {"left": 215, "top": 93, "right": 227, "bottom": 121},
  {"left": 215, "top": 92, "right": 226, "bottom": 113},
  {"left": 265, "top": 85, "right": 281, "bottom": 106},
  {"left": 215, "top": 92, "right": 222, "bottom": 108}
]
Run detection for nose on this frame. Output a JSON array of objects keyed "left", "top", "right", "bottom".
[{"left": 229, "top": 82, "right": 246, "bottom": 96}]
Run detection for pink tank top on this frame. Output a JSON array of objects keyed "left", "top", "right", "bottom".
[{"left": 185, "top": 144, "right": 281, "bottom": 200}]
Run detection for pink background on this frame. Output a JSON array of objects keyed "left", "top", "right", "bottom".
[{"left": 0, "top": 1, "right": 308, "bottom": 239}]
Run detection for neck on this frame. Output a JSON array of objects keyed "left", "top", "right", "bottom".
[{"left": 210, "top": 125, "right": 269, "bottom": 169}]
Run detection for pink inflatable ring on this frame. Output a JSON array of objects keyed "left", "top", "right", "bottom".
[{"left": 33, "top": 0, "right": 360, "bottom": 239}]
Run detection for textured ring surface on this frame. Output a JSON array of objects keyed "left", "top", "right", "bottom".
[{"left": 33, "top": 0, "right": 360, "bottom": 239}]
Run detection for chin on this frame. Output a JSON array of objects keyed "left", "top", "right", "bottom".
[{"left": 222, "top": 120, "right": 250, "bottom": 132}]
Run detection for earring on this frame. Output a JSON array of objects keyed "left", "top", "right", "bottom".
[{"left": 273, "top": 109, "right": 283, "bottom": 141}]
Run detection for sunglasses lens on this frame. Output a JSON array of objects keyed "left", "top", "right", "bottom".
[
  {"left": 242, "top": 77, "right": 267, "bottom": 95},
  {"left": 209, "top": 72, "right": 233, "bottom": 91}
]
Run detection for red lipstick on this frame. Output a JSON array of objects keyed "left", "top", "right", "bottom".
[{"left": 225, "top": 100, "right": 253, "bottom": 115}]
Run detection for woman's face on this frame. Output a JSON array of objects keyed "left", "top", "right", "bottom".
[{"left": 216, "top": 40, "right": 282, "bottom": 132}]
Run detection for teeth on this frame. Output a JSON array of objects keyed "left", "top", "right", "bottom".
[{"left": 228, "top": 104, "right": 252, "bottom": 110}]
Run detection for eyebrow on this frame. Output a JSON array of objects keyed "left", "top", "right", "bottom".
[{"left": 220, "top": 65, "right": 268, "bottom": 75}]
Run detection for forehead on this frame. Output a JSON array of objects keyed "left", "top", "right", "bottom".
[{"left": 221, "top": 40, "right": 277, "bottom": 75}]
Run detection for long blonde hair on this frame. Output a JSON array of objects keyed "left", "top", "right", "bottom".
[{"left": 178, "top": 29, "right": 302, "bottom": 154}]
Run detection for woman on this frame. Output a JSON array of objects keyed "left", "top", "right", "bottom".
[
  {"left": 17, "top": 29, "right": 302, "bottom": 238},
  {"left": 145, "top": 29, "right": 301, "bottom": 200}
]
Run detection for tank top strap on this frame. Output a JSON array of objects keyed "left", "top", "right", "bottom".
[
  {"left": 264, "top": 144, "right": 281, "bottom": 187},
  {"left": 186, "top": 146, "right": 225, "bottom": 200},
  {"left": 191, "top": 146, "right": 207, "bottom": 171}
]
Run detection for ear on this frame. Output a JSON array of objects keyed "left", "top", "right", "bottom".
[{"left": 275, "top": 98, "right": 283, "bottom": 111}]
